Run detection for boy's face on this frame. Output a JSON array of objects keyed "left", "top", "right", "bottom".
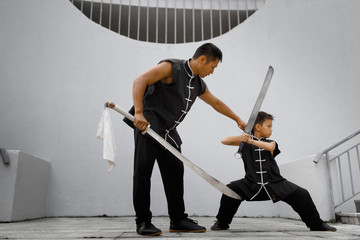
[
  {"left": 198, "top": 57, "right": 220, "bottom": 78},
  {"left": 256, "top": 119, "right": 273, "bottom": 138}
]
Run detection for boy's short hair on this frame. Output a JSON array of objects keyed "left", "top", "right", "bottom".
[
  {"left": 251, "top": 111, "right": 274, "bottom": 134},
  {"left": 193, "top": 43, "right": 223, "bottom": 63}
]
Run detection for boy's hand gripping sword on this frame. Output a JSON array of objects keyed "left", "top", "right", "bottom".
[
  {"left": 105, "top": 101, "right": 242, "bottom": 200},
  {"left": 237, "top": 66, "right": 274, "bottom": 155}
]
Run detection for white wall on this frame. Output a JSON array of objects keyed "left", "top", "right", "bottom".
[{"left": 0, "top": 0, "right": 359, "bottom": 218}]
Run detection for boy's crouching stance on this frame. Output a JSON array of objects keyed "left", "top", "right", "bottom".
[{"left": 211, "top": 111, "right": 336, "bottom": 232}]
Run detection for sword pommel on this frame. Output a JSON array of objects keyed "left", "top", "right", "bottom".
[{"left": 105, "top": 101, "right": 116, "bottom": 109}]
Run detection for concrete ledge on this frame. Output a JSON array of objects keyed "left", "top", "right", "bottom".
[
  {"left": 336, "top": 213, "right": 360, "bottom": 225},
  {"left": 278, "top": 155, "right": 333, "bottom": 221},
  {"left": 0, "top": 150, "right": 51, "bottom": 222}
]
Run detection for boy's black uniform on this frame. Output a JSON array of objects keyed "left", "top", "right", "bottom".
[{"left": 214, "top": 137, "right": 327, "bottom": 230}]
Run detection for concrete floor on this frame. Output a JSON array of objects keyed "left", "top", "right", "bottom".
[{"left": 1, "top": 216, "right": 360, "bottom": 239}]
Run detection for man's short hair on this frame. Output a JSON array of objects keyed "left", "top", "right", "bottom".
[{"left": 193, "top": 43, "right": 223, "bottom": 62}]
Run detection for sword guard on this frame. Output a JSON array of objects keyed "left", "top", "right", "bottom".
[
  {"left": 235, "top": 133, "right": 253, "bottom": 159},
  {"left": 141, "top": 124, "right": 151, "bottom": 135}
]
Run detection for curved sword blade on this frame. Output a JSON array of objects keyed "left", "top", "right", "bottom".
[
  {"left": 107, "top": 102, "right": 242, "bottom": 200},
  {"left": 244, "top": 66, "right": 274, "bottom": 134}
]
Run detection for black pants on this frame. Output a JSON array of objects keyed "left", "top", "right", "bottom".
[
  {"left": 215, "top": 183, "right": 323, "bottom": 229},
  {"left": 133, "top": 129, "right": 187, "bottom": 224}
]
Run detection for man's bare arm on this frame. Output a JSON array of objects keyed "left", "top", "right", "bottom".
[
  {"left": 132, "top": 62, "right": 172, "bottom": 130},
  {"left": 199, "top": 87, "right": 246, "bottom": 130}
]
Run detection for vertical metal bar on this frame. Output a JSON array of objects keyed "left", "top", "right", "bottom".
[
  {"left": 174, "top": 0, "right": 177, "bottom": 44},
  {"left": 192, "top": 0, "right": 195, "bottom": 42},
  {"left": 146, "top": 0, "right": 149, "bottom": 42},
  {"left": 100, "top": 0, "right": 103, "bottom": 25},
  {"left": 237, "top": 0, "right": 240, "bottom": 24},
  {"left": 90, "top": 0, "right": 93, "bottom": 20},
  {"left": 325, "top": 152, "right": 336, "bottom": 220},
  {"left": 219, "top": 0, "right": 222, "bottom": 35},
  {"left": 156, "top": 0, "right": 158, "bottom": 43},
  {"left": 201, "top": 0, "right": 204, "bottom": 41},
  {"left": 155, "top": 0, "right": 159, "bottom": 43},
  {"left": 347, "top": 151, "right": 355, "bottom": 195},
  {"left": 118, "top": 0, "right": 122, "bottom": 34},
  {"left": 245, "top": 0, "right": 249, "bottom": 18},
  {"left": 165, "top": 0, "right": 168, "bottom": 44},
  {"left": 80, "top": 0, "right": 84, "bottom": 12},
  {"left": 137, "top": 0, "right": 141, "bottom": 40},
  {"left": 356, "top": 144, "right": 360, "bottom": 175},
  {"left": 337, "top": 156, "right": 345, "bottom": 202},
  {"left": 109, "top": 0, "right": 113, "bottom": 30},
  {"left": 228, "top": 0, "right": 231, "bottom": 31},
  {"left": 183, "top": 0, "right": 186, "bottom": 43},
  {"left": 128, "top": 0, "right": 131, "bottom": 38},
  {"left": 210, "top": 0, "right": 213, "bottom": 39}
]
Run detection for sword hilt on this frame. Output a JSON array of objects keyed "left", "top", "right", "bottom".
[
  {"left": 237, "top": 143, "right": 244, "bottom": 157},
  {"left": 236, "top": 132, "right": 252, "bottom": 158},
  {"left": 105, "top": 101, "right": 135, "bottom": 123}
]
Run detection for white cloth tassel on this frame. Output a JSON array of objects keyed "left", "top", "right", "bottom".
[{"left": 96, "top": 108, "right": 117, "bottom": 173}]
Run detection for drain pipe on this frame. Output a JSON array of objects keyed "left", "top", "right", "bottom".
[{"left": 0, "top": 148, "right": 10, "bottom": 165}]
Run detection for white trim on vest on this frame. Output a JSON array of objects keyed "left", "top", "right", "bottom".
[
  {"left": 164, "top": 60, "right": 195, "bottom": 148},
  {"left": 249, "top": 137, "right": 272, "bottom": 201}
]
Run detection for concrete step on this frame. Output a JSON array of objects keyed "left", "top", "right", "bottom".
[
  {"left": 336, "top": 213, "right": 360, "bottom": 225},
  {"left": 335, "top": 200, "right": 360, "bottom": 225},
  {"left": 355, "top": 200, "right": 360, "bottom": 213}
]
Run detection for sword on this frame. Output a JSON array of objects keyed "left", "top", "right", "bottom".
[
  {"left": 105, "top": 101, "right": 242, "bottom": 200},
  {"left": 237, "top": 66, "right": 274, "bottom": 154}
]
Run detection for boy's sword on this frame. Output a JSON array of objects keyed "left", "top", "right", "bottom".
[
  {"left": 238, "top": 66, "right": 274, "bottom": 154},
  {"left": 105, "top": 101, "right": 242, "bottom": 200}
]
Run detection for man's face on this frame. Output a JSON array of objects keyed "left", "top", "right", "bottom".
[{"left": 199, "top": 58, "right": 220, "bottom": 78}]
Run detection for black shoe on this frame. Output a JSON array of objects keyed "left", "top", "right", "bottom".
[
  {"left": 136, "top": 222, "right": 162, "bottom": 236},
  {"left": 211, "top": 220, "right": 229, "bottom": 230},
  {"left": 169, "top": 218, "right": 206, "bottom": 232},
  {"left": 310, "top": 222, "right": 337, "bottom": 232}
]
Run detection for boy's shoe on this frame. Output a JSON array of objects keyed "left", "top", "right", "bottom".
[
  {"left": 169, "top": 218, "right": 206, "bottom": 232},
  {"left": 211, "top": 220, "right": 229, "bottom": 230},
  {"left": 310, "top": 222, "right": 337, "bottom": 232},
  {"left": 136, "top": 222, "right": 162, "bottom": 236}
]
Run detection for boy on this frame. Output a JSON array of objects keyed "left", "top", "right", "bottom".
[
  {"left": 211, "top": 111, "right": 336, "bottom": 232},
  {"left": 127, "top": 43, "right": 246, "bottom": 236}
]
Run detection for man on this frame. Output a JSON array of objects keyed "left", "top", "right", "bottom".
[{"left": 128, "top": 43, "right": 246, "bottom": 236}]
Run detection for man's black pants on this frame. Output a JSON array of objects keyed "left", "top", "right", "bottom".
[{"left": 133, "top": 129, "right": 187, "bottom": 224}]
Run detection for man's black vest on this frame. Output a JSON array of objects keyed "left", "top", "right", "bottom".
[{"left": 125, "top": 58, "right": 207, "bottom": 147}]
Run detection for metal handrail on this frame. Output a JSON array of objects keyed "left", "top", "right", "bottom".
[
  {"left": 313, "top": 129, "right": 360, "bottom": 219},
  {"left": 314, "top": 129, "right": 360, "bottom": 163}
]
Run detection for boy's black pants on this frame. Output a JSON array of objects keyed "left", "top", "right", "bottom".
[
  {"left": 216, "top": 183, "right": 324, "bottom": 229},
  {"left": 133, "top": 129, "right": 187, "bottom": 224}
]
